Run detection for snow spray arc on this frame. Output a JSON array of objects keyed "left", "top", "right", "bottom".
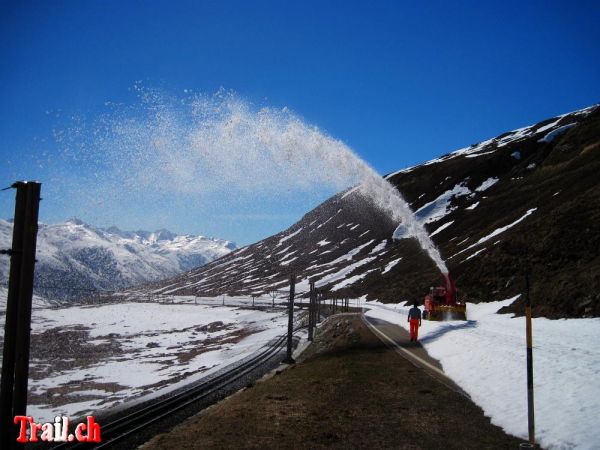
[{"left": 59, "top": 86, "right": 447, "bottom": 273}]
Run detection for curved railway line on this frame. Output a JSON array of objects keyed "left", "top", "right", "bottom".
[{"left": 47, "top": 328, "right": 305, "bottom": 449}]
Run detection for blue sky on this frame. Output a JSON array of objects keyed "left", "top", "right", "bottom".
[{"left": 1, "top": 0, "right": 598, "bottom": 245}]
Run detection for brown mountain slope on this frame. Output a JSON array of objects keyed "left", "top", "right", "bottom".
[{"left": 137, "top": 105, "right": 600, "bottom": 318}]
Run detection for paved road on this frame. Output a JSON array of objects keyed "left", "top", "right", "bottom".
[{"left": 361, "top": 313, "right": 469, "bottom": 398}]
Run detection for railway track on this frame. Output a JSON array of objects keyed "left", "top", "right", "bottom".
[{"left": 47, "top": 329, "right": 304, "bottom": 449}]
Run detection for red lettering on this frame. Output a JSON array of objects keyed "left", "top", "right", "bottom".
[
  {"left": 86, "top": 416, "right": 101, "bottom": 443},
  {"left": 29, "top": 421, "right": 43, "bottom": 442},
  {"left": 14, "top": 416, "right": 32, "bottom": 443},
  {"left": 75, "top": 423, "right": 87, "bottom": 442}
]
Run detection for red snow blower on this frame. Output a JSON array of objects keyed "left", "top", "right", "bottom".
[{"left": 423, "top": 273, "right": 466, "bottom": 321}]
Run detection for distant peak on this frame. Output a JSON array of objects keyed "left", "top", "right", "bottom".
[
  {"left": 152, "top": 228, "right": 177, "bottom": 241},
  {"left": 66, "top": 217, "right": 87, "bottom": 226}
]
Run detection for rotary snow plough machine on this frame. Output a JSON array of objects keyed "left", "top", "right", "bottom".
[{"left": 423, "top": 273, "right": 466, "bottom": 321}]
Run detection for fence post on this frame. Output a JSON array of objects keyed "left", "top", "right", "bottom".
[
  {"left": 308, "top": 281, "right": 315, "bottom": 341},
  {"left": 0, "top": 182, "right": 41, "bottom": 450},
  {"left": 283, "top": 273, "right": 295, "bottom": 364},
  {"left": 525, "top": 271, "right": 536, "bottom": 447},
  {"left": 316, "top": 292, "right": 321, "bottom": 323}
]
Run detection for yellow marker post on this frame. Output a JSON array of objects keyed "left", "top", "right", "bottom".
[{"left": 525, "top": 272, "right": 536, "bottom": 447}]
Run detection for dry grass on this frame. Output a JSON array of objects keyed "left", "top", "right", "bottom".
[{"left": 143, "top": 318, "right": 524, "bottom": 449}]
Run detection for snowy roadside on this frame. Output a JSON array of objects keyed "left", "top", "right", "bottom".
[
  {"left": 1, "top": 297, "right": 289, "bottom": 420},
  {"left": 364, "top": 298, "right": 600, "bottom": 450}
]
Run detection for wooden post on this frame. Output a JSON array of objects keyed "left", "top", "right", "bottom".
[
  {"left": 308, "top": 281, "right": 315, "bottom": 341},
  {"left": 317, "top": 292, "right": 321, "bottom": 323},
  {"left": 283, "top": 273, "right": 295, "bottom": 364},
  {"left": 0, "top": 182, "right": 41, "bottom": 450},
  {"left": 525, "top": 271, "right": 536, "bottom": 447},
  {"left": 313, "top": 287, "right": 317, "bottom": 334}
]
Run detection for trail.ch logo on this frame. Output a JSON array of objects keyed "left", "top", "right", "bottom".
[{"left": 13, "top": 415, "right": 101, "bottom": 443}]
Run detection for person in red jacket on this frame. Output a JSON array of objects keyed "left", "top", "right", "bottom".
[{"left": 408, "top": 302, "right": 422, "bottom": 342}]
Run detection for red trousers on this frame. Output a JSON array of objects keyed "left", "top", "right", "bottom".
[{"left": 409, "top": 319, "right": 420, "bottom": 341}]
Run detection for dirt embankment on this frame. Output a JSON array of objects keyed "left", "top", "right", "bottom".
[
  {"left": 142, "top": 314, "right": 524, "bottom": 449},
  {"left": 299, "top": 313, "right": 381, "bottom": 361}
]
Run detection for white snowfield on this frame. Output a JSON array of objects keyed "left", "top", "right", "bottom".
[
  {"left": 7, "top": 298, "right": 288, "bottom": 420},
  {"left": 364, "top": 298, "right": 600, "bottom": 450}
]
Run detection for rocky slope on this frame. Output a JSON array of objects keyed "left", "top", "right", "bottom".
[{"left": 140, "top": 105, "right": 599, "bottom": 318}]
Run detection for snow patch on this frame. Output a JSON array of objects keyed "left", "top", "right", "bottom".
[
  {"left": 451, "top": 208, "right": 537, "bottom": 259},
  {"left": 475, "top": 177, "right": 498, "bottom": 192},
  {"left": 382, "top": 257, "right": 402, "bottom": 274},
  {"left": 430, "top": 221, "right": 454, "bottom": 237},
  {"left": 538, "top": 123, "right": 577, "bottom": 143}
]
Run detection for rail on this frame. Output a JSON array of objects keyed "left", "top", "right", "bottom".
[{"left": 48, "top": 327, "right": 305, "bottom": 449}]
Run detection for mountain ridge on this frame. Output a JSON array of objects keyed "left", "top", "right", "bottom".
[{"left": 0, "top": 218, "right": 235, "bottom": 301}]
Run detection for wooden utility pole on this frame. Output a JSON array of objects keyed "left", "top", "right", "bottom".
[
  {"left": 0, "top": 181, "right": 41, "bottom": 450},
  {"left": 283, "top": 273, "right": 295, "bottom": 364}
]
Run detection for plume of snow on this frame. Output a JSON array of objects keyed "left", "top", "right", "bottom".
[{"left": 57, "top": 86, "right": 447, "bottom": 273}]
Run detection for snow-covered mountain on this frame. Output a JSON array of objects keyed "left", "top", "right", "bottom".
[
  {"left": 140, "top": 104, "right": 600, "bottom": 318},
  {"left": 0, "top": 219, "right": 235, "bottom": 301}
]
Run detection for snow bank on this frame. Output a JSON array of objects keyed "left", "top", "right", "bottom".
[{"left": 364, "top": 299, "right": 600, "bottom": 449}]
